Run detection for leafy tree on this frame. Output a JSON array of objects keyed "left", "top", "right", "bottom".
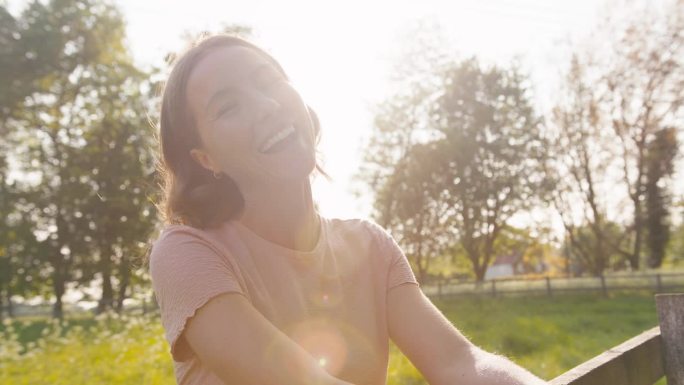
[
  {"left": 357, "top": 22, "right": 455, "bottom": 283},
  {"left": 0, "top": 2, "right": 57, "bottom": 318},
  {"left": 75, "top": 56, "right": 158, "bottom": 314},
  {"left": 376, "top": 142, "right": 453, "bottom": 283},
  {"left": 361, "top": 50, "right": 549, "bottom": 282},
  {"left": 434, "top": 59, "right": 549, "bottom": 281},
  {"left": 549, "top": 0, "right": 683, "bottom": 273},
  {"left": 548, "top": 55, "right": 623, "bottom": 277},
  {"left": 6, "top": 0, "right": 158, "bottom": 318},
  {"left": 596, "top": 0, "right": 683, "bottom": 269},
  {"left": 645, "top": 127, "right": 678, "bottom": 268},
  {"left": 561, "top": 221, "right": 627, "bottom": 276}
]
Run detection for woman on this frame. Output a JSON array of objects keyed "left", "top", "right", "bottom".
[{"left": 149, "top": 34, "right": 547, "bottom": 385}]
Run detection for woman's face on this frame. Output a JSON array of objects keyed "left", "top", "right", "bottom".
[{"left": 187, "top": 45, "right": 316, "bottom": 190}]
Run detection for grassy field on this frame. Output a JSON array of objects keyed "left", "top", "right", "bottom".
[{"left": 0, "top": 293, "right": 665, "bottom": 384}]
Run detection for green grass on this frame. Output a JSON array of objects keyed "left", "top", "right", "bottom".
[
  {"left": 0, "top": 313, "right": 173, "bottom": 384},
  {"left": 0, "top": 293, "right": 665, "bottom": 384},
  {"left": 388, "top": 293, "right": 662, "bottom": 384}
]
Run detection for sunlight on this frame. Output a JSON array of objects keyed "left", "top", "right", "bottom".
[{"left": 111, "top": 0, "right": 611, "bottom": 220}]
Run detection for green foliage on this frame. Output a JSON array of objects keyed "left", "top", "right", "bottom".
[
  {"left": 550, "top": 0, "right": 684, "bottom": 274},
  {"left": 645, "top": 127, "right": 678, "bottom": 268},
  {"left": 1, "top": 0, "right": 159, "bottom": 317},
  {"left": 361, "top": 49, "right": 549, "bottom": 283},
  {"left": 561, "top": 221, "right": 631, "bottom": 276}
]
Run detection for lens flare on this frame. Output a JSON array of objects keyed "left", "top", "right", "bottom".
[{"left": 289, "top": 317, "right": 349, "bottom": 375}]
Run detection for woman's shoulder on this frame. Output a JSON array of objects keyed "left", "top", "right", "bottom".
[
  {"left": 325, "top": 216, "right": 392, "bottom": 243},
  {"left": 149, "top": 223, "right": 231, "bottom": 265},
  {"left": 154, "top": 222, "right": 230, "bottom": 244}
]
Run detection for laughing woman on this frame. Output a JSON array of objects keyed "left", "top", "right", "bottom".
[{"left": 149, "top": 34, "right": 547, "bottom": 385}]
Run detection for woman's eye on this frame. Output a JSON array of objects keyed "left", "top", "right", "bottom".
[{"left": 216, "top": 103, "right": 237, "bottom": 118}]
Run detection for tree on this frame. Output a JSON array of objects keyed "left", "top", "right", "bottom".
[
  {"left": 375, "top": 142, "right": 453, "bottom": 283},
  {"left": 356, "top": 21, "right": 456, "bottom": 283},
  {"left": 6, "top": 0, "right": 158, "bottom": 318},
  {"left": 549, "top": 0, "right": 683, "bottom": 273},
  {"left": 434, "top": 59, "right": 549, "bottom": 281},
  {"left": 548, "top": 55, "right": 623, "bottom": 277},
  {"left": 360, "top": 52, "right": 549, "bottom": 282},
  {"left": 598, "top": 0, "right": 683, "bottom": 269},
  {"left": 0, "top": 2, "right": 59, "bottom": 318},
  {"left": 645, "top": 127, "right": 678, "bottom": 267},
  {"left": 561, "top": 221, "right": 628, "bottom": 276}
]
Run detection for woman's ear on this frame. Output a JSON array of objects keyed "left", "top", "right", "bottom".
[{"left": 189, "top": 148, "right": 218, "bottom": 173}]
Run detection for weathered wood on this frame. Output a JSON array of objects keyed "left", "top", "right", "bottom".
[
  {"left": 549, "top": 326, "right": 664, "bottom": 385},
  {"left": 656, "top": 293, "right": 684, "bottom": 385}
]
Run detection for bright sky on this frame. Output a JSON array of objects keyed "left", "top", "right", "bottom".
[
  {"left": 11, "top": 0, "right": 681, "bottom": 228},
  {"left": 8, "top": 0, "right": 629, "bottom": 220}
]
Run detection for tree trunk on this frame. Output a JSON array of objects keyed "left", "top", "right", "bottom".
[
  {"left": 97, "top": 252, "right": 114, "bottom": 314},
  {"left": 115, "top": 255, "right": 130, "bottom": 314},
  {"left": 52, "top": 289, "right": 63, "bottom": 320},
  {"left": 5, "top": 285, "right": 13, "bottom": 318},
  {"left": 51, "top": 255, "right": 65, "bottom": 319},
  {"left": 474, "top": 264, "right": 486, "bottom": 282},
  {"left": 0, "top": 288, "right": 4, "bottom": 321},
  {"left": 631, "top": 201, "right": 643, "bottom": 270}
]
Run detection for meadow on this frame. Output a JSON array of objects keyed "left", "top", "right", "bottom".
[{"left": 0, "top": 293, "right": 665, "bottom": 384}]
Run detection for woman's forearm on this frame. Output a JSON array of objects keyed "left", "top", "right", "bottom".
[{"left": 435, "top": 346, "right": 548, "bottom": 385}]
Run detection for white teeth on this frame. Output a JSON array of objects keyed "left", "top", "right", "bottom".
[{"left": 260, "top": 125, "right": 295, "bottom": 153}]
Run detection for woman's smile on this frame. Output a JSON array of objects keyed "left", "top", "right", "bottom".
[{"left": 259, "top": 124, "right": 297, "bottom": 153}]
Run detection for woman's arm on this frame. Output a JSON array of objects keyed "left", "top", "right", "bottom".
[
  {"left": 183, "top": 292, "right": 356, "bottom": 385},
  {"left": 387, "top": 284, "right": 548, "bottom": 385}
]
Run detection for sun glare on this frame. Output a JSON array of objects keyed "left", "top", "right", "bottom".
[{"left": 112, "top": 0, "right": 612, "bottom": 219}]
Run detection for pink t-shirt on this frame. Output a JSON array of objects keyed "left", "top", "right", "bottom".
[{"left": 149, "top": 217, "right": 419, "bottom": 385}]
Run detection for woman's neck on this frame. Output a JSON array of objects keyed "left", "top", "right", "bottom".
[{"left": 237, "top": 179, "right": 320, "bottom": 251}]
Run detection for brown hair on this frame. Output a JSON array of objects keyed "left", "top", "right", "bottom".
[{"left": 157, "top": 34, "right": 324, "bottom": 229}]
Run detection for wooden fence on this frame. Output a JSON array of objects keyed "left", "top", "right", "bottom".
[
  {"left": 549, "top": 293, "right": 683, "bottom": 385},
  {"left": 423, "top": 272, "right": 684, "bottom": 299}
]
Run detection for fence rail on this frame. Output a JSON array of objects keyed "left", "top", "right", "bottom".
[
  {"left": 423, "top": 272, "right": 684, "bottom": 299},
  {"left": 550, "top": 293, "right": 683, "bottom": 385}
]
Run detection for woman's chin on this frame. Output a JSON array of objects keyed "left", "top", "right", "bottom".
[{"left": 264, "top": 153, "right": 316, "bottom": 183}]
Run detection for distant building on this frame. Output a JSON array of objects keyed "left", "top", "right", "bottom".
[
  {"left": 485, "top": 250, "right": 551, "bottom": 280},
  {"left": 484, "top": 252, "right": 523, "bottom": 280}
]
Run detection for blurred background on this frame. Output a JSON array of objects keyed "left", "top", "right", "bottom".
[{"left": 0, "top": 0, "right": 682, "bottom": 383}]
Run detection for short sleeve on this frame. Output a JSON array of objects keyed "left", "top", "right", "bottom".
[
  {"left": 365, "top": 221, "right": 420, "bottom": 291},
  {"left": 149, "top": 226, "right": 245, "bottom": 362}
]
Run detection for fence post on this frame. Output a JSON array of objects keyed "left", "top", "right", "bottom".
[
  {"left": 656, "top": 293, "right": 684, "bottom": 385},
  {"left": 600, "top": 275, "right": 608, "bottom": 297},
  {"left": 656, "top": 274, "right": 663, "bottom": 293},
  {"left": 545, "top": 276, "right": 553, "bottom": 298},
  {"left": 491, "top": 280, "right": 497, "bottom": 298}
]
